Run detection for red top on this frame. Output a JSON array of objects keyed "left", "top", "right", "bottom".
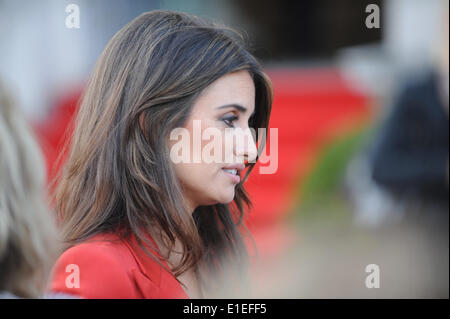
[{"left": 49, "top": 232, "right": 189, "bottom": 299}]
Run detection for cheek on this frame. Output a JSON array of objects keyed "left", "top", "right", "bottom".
[
  {"left": 174, "top": 160, "right": 235, "bottom": 205},
  {"left": 223, "top": 133, "right": 235, "bottom": 160},
  {"left": 171, "top": 121, "right": 237, "bottom": 205},
  {"left": 174, "top": 162, "right": 219, "bottom": 190}
]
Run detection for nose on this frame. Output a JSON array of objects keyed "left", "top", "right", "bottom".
[{"left": 234, "top": 127, "right": 258, "bottom": 164}]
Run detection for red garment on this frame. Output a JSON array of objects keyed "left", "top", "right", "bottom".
[{"left": 49, "top": 232, "right": 188, "bottom": 299}]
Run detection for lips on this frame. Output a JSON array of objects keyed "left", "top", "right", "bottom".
[
  {"left": 223, "top": 168, "right": 238, "bottom": 175},
  {"left": 222, "top": 163, "right": 245, "bottom": 175},
  {"left": 221, "top": 163, "right": 245, "bottom": 184}
]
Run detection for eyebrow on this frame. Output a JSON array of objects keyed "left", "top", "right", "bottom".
[{"left": 216, "top": 104, "right": 255, "bottom": 116}]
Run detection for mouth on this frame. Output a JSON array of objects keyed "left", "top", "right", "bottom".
[
  {"left": 222, "top": 168, "right": 238, "bottom": 175},
  {"left": 222, "top": 168, "right": 240, "bottom": 184},
  {"left": 221, "top": 163, "right": 245, "bottom": 184}
]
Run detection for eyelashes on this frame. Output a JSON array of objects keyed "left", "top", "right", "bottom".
[
  {"left": 221, "top": 114, "right": 239, "bottom": 128},
  {"left": 221, "top": 112, "right": 255, "bottom": 128}
]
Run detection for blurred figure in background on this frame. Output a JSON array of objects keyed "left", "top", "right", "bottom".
[
  {"left": 370, "top": 8, "right": 449, "bottom": 217},
  {"left": 0, "top": 81, "right": 59, "bottom": 298},
  {"left": 370, "top": 71, "right": 448, "bottom": 214}
]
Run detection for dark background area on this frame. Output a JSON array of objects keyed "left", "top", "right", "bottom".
[{"left": 231, "top": 0, "right": 383, "bottom": 61}]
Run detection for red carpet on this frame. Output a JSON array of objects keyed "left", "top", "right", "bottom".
[{"left": 32, "top": 67, "right": 371, "bottom": 263}]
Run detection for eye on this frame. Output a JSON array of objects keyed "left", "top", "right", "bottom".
[{"left": 221, "top": 114, "right": 239, "bottom": 128}]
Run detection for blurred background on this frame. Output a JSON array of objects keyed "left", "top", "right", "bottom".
[{"left": 0, "top": 0, "right": 448, "bottom": 298}]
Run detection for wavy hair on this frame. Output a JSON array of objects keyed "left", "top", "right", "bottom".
[{"left": 54, "top": 10, "right": 272, "bottom": 296}]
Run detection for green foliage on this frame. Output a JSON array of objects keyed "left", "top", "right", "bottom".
[{"left": 292, "top": 125, "right": 372, "bottom": 221}]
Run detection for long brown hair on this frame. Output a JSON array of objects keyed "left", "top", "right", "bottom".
[{"left": 54, "top": 10, "right": 272, "bottom": 296}]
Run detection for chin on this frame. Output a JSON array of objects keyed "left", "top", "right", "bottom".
[{"left": 216, "top": 190, "right": 236, "bottom": 204}]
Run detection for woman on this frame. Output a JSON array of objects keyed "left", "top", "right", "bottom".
[
  {"left": 0, "top": 81, "right": 59, "bottom": 298},
  {"left": 50, "top": 10, "right": 273, "bottom": 299}
]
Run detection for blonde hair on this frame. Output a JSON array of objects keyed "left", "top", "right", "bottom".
[{"left": 0, "top": 81, "right": 59, "bottom": 298}]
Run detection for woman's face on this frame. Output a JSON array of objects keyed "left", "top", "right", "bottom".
[{"left": 168, "top": 70, "right": 257, "bottom": 212}]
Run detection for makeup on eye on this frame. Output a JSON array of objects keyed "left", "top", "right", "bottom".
[
  {"left": 216, "top": 104, "right": 255, "bottom": 117},
  {"left": 221, "top": 113, "right": 239, "bottom": 127},
  {"left": 216, "top": 104, "right": 255, "bottom": 128}
]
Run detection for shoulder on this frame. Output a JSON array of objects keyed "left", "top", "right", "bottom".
[{"left": 50, "top": 234, "right": 139, "bottom": 299}]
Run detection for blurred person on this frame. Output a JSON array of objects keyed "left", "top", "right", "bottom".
[
  {"left": 0, "top": 81, "right": 59, "bottom": 298},
  {"left": 50, "top": 10, "right": 272, "bottom": 299},
  {"left": 346, "top": 2, "right": 449, "bottom": 229},
  {"left": 370, "top": 10, "right": 449, "bottom": 214}
]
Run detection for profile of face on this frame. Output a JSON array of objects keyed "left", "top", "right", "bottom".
[{"left": 169, "top": 70, "right": 258, "bottom": 212}]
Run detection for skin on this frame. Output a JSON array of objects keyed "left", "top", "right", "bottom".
[
  {"left": 162, "top": 70, "right": 258, "bottom": 297},
  {"left": 168, "top": 70, "right": 258, "bottom": 214}
]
